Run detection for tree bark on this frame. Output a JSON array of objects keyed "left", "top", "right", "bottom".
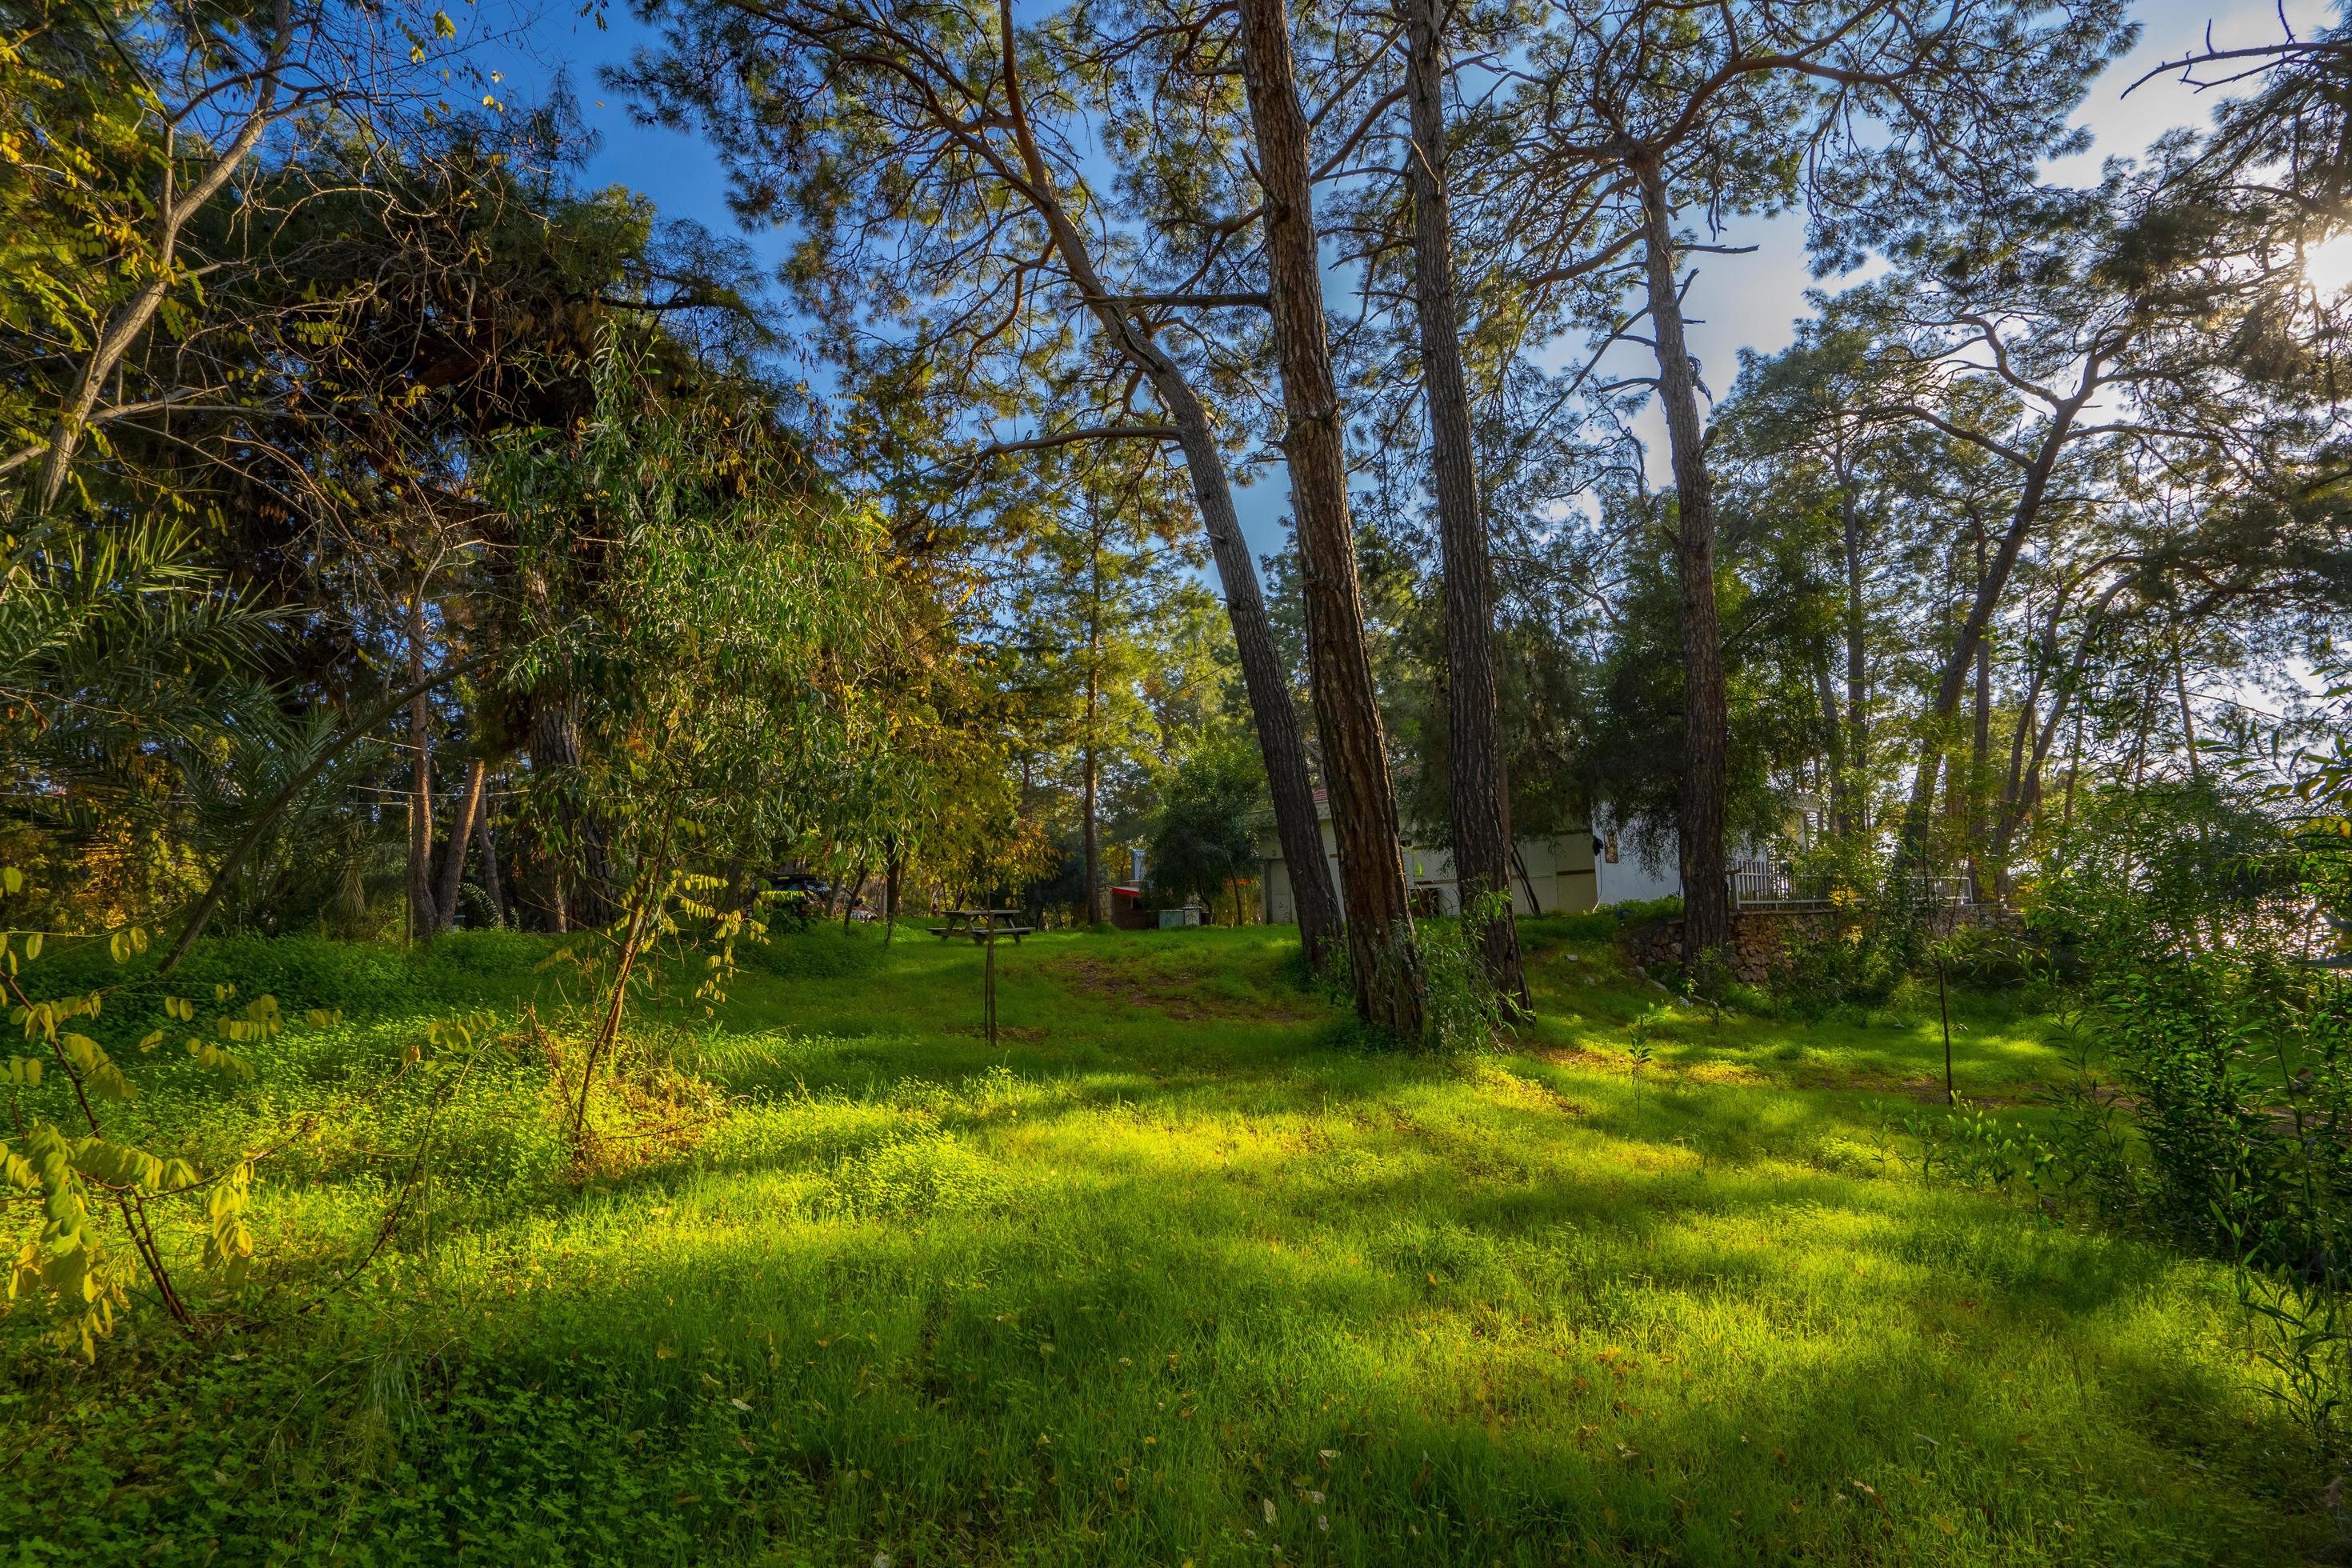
[
  {"left": 1631, "top": 157, "right": 1730, "bottom": 962},
  {"left": 988, "top": 0, "right": 1341, "bottom": 970},
  {"left": 1898, "top": 381, "right": 2095, "bottom": 859},
  {"left": 1970, "top": 517, "right": 1991, "bottom": 880},
  {"left": 1838, "top": 484, "right": 1868, "bottom": 834},
  {"left": 433, "top": 758, "right": 486, "bottom": 936},
  {"left": 1814, "top": 652, "right": 1846, "bottom": 833},
  {"left": 528, "top": 691, "right": 615, "bottom": 929},
  {"left": 474, "top": 803, "right": 508, "bottom": 928},
  {"left": 406, "top": 591, "right": 439, "bottom": 941},
  {"left": 26, "top": 0, "right": 290, "bottom": 516},
  {"left": 1404, "top": 0, "right": 1524, "bottom": 1007},
  {"left": 1082, "top": 542, "right": 1105, "bottom": 926},
  {"left": 2173, "top": 638, "right": 2200, "bottom": 784},
  {"left": 1236, "top": 0, "right": 1423, "bottom": 1038}
]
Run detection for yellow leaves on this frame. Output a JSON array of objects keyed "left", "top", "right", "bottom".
[
  {"left": 106, "top": 925, "right": 148, "bottom": 962},
  {"left": 62, "top": 1034, "right": 132, "bottom": 1100},
  {"left": 164, "top": 994, "right": 195, "bottom": 1022},
  {"left": 213, "top": 994, "right": 282, "bottom": 1046},
  {"left": 4, "top": 1054, "right": 40, "bottom": 1086},
  {"left": 201, "top": 1160, "right": 254, "bottom": 1285},
  {"left": 187, "top": 1039, "right": 252, "bottom": 1081},
  {"left": 1, "top": 866, "right": 22, "bottom": 894},
  {"left": 71, "top": 1135, "right": 168, "bottom": 1191},
  {"left": 3, "top": 1121, "right": 124, "bottom": 1358},
  {"left": 21, "top": 931, "right": 38, "bottom": 961}
]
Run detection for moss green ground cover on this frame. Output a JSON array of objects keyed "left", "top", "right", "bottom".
[{"left": 0, "top": 919, "right": 2323, "bottom": 1564}]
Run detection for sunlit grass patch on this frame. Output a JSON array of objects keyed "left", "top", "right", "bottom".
[{"left": 0, "top": 920, "right": 2323, "bottom": 1564}]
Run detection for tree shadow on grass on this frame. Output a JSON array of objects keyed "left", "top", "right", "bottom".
[{"left": 244, "top": 1132, "right": 2319, "bottom": 1568}]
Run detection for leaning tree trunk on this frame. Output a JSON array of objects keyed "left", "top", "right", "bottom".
[
  {"left": 987, "top": 0, "right": 1342, "bottom": 970},
  {"left": 1403, "top": 0, "right": 1525, "bottom": 1007},
  {"left": 405, "top": 590, "right": 440, "bottom": 941},
  {"left": 1162, "top": 385, "right": 1342, "bottom": 967},
  {"left": 1632, "top": 158, "right": 1731, "bottom": 963},
  {"left": 1898, "top": 389, "right": 2091, "bottom": 862},
  {"left": 1237, "top": 0, "right": 1423, "bottom": 1038},
  {"left": 1838, "top": 482, "right": 1868, "bottom": 835},
  {"left": 474, "top": 804, "right": 508, "bottom": 928},
  {"left": 432, "top": 758, "right": 486, "bottom": 936}
]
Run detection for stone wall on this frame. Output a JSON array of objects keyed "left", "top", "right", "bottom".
[{"left": 1619, "top": 904, "right": 2009, "bottom": 987}]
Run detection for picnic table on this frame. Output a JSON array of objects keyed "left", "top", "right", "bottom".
[
  {"left": 927, "top": 909, "right": 1033, "bottom": 1045},
  {"left": 927, "top": 908, "right": 1037, "bottom": 944}
]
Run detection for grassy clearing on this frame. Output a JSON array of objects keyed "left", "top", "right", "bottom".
[{"left": 0, "top": 918, "right": 2322, "bottom": 1565}]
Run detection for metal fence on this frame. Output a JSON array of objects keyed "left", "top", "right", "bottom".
[{"left": 1726, "top": 860, "right": 1978, "bottom": 910}]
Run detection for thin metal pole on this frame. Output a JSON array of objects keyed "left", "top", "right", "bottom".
[{"left": 1938, "top": 955, "right": 1954, "bottom": 1106}]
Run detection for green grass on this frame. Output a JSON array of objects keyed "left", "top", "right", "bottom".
[{"left": 0, "top": 918, "right": 2322, "bottom": 1564}]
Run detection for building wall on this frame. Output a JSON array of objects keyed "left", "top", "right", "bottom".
[
  {"left": 1592, "top": 823, "right": 1682, "bottom": 906},
  {"left": 1260, "top": 824, "right": 1606, "bottom": 922}
]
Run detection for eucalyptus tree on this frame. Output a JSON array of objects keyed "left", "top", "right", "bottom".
[
  {"left": 1473, "top": 0, "right": 2129, "bottom": 958},
  {"left": 617, "top": 0, "right": 1346, "bottom": 970}
]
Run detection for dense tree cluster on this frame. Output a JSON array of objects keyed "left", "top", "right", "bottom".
[{"left": 4, "top": 0, "right": 2349, "bottom": 1034}]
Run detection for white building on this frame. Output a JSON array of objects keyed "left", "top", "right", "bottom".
[{"left": 1254, "top": 795, "right": 1685, "bottom": 922}]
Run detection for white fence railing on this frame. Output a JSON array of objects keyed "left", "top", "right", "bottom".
[{"left": 1726, "top": 861, "right": 1978, "bottom": 910}]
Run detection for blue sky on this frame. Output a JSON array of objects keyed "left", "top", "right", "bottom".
[{"left": 488, "top": 0, "right": 2335, "bottom": 562}]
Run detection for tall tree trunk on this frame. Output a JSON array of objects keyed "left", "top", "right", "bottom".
[
  {"left": 405, "top": 590, "right": 439, "bottom": 941},
  {"left": 1236, "top": 0, "right": 1424, "bottom": 1038},
  {"left": 1630, "top": 157, "right": 1731, "bottom": 962},
  {"left": 842, "top": 859, "right": 869, "bottom": 929},
  {"left": 1404, "top": 0, "right": 1524, "bottom": 1007},
  {"left": 529, "top": 692, "right": 615, "bottom": 930},
  {"left": 1898, "top": 383, "right": 2095, "bottom": 859},
  {"left": 432, "top": 758, "right": 486, "bottom": 936},
  {"left": 989, "top": 0, "right": 1340, "bottom": 970},
  {"left": 1082, "top": 548, "right": 1105, "bottom": 926},
  {"left": 474, "top": 805, "right": 507, "bottom": 928},
  {"left": 2173, "top": 638, "right": 2200, "bottom": 784},
  {"left": 1814, "top": 653, "right": 1847, "bottom": 834},
  {"left": 1992, "top": 574, "right": 2133, "bottom": 868},
  {"left": 1839, "top": 484, "right": 1868, "bottom": 833},
  {"left": 1970, "top": 519, "right": 1991, "bottom": 892},
  {"left": 2062, "top": 696, "right": 2085, "bottom": 830}
]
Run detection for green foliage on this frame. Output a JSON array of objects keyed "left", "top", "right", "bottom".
[
  {"left": 1146, "top": 733, "right": 1262, "bottom": 914},
  {"left": 0, "top": 878, "right": 298, "bottom": 1356},
  {"left": 492, "top": 336, "right": 900, "bottom": 893},
  {"left": 1410, "top": 898, "right": 1510, "bottom": 1056},
  {"left": 0, "top": 922, "right": 2314, "bottom": 1562}
]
